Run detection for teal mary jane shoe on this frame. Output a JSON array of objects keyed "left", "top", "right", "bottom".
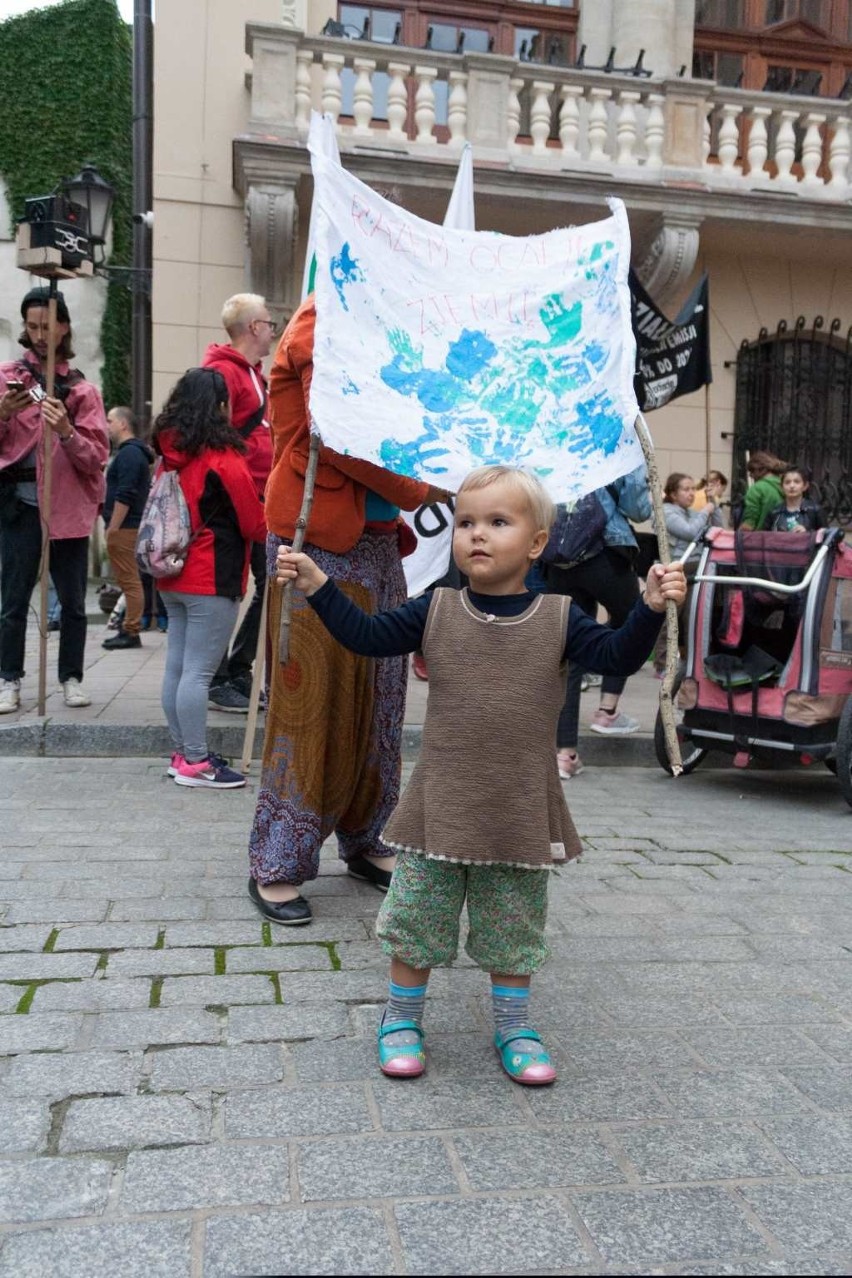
[
  {"left": 377, "top": 1018, "right": 426, "bottom": 1078},
  {"left": 494, "top": 1027, "right": 556, "bottom": 1086}
]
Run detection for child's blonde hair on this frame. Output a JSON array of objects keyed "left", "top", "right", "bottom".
[{"left": 457, "top": 465, "right": 555, "bottom": 533}]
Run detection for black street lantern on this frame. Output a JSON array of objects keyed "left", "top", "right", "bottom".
[{"left": 62, "top": 163, "right": 115, "bottom": 249}]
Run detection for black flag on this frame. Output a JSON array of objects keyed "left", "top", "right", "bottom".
[{"left": 630, "top": 270, "right": 712, "bottom": 411}]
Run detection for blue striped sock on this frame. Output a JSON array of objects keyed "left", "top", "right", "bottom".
[
  {"left": 492, "top": 983, "right": 531, "bottom": 1048},
  {"left": 382, "top": 980, "right": 428, "bottom": 1048}
]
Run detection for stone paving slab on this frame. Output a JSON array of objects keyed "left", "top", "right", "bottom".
[{"left": 1, "top": 759, "right": 852, "bottom": 1276}]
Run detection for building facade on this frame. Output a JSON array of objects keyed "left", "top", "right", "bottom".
[{"left": 154, "top": 0, "right": 852, "bottom": 517}]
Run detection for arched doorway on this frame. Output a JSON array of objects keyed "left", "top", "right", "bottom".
[{"left": 733, "top": 317, "right": 852, "bottom": 526}]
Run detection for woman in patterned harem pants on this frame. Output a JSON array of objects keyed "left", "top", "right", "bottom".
[
  {"left": 246, "top": 295, "right": 443, "bottom": 927},
  {"left": 249, "top": 530, "right": 408, "bottom": 893}
]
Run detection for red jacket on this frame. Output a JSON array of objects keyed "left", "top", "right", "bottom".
[
  {"left": 0, "top": 352, "right": 108, "bottom": 539},
  {"left": 201, "top": 343, "right": 271, "bottom": 498},
  {"left": 155, "top": 430, "right": 267, "bottom": 598}
]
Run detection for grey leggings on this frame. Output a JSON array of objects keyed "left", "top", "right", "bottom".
[{"left": 161, "top": 591, "right": 239, "bottom": 762}]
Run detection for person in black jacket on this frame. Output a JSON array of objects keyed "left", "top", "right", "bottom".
[
  {"left": 766, "top": 465, "right": 827, "bottom": 534},
  {"left": 102, "top": 406, "right": 154, "bottom": 650}
]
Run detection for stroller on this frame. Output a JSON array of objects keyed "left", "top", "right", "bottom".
[{"left": 654, "top": 526, "right": 852, "bottom": 808}]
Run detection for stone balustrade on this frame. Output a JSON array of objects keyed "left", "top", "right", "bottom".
[{"left": 246, "top": 23, "right": 852, "bottom": 202}]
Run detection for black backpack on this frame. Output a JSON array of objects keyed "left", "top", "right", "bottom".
[{"left": 541, "top": 484, "right": 617, "bottom": 569}]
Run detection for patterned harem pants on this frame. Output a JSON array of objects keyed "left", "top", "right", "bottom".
[{"left": 248, "top": 529, "right": 408, "bottom": 886}]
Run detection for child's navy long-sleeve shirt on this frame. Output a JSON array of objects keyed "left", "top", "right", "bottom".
[{"left": 308, "top": 582, "right": 663, "bottom": 677}]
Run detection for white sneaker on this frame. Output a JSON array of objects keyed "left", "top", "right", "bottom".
[
  {"left": 589, "top": 708, "right": 640, "bottom": 736},
  {"left": 62, "top": 678, "right": 91, "bottom": 708},
  {"left": 0, "top": 679, "right": 21, "bottom": 714}
]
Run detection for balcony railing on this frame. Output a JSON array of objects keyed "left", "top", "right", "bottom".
[{"left": 245, "top": 24, "right": 852, "bottom": 203}]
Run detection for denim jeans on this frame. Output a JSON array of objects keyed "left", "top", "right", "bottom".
[
  {"left": 0, "top": 496, "right": 89, "bottom": 684},
  {"left": 211, "top": 539, "right": 266, "bottom": 688},
  {"left": 161, "top": 590, "right": 239, "bottom": 761}
]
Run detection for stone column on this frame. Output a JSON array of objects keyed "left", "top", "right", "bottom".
[
  {"left": 280, "top": 0, "right": 308, "bottom": 30},
  {"left": 577, "top": 0, "right": 614, "bottom": 71},
  {"left": 246, "top": 179, "right": 300, "bottom": 322},
  {"left": 463, "top": 54, "right": 517, "bottom": 154},
  {"left": 597, "top": 0, "right": 694, "bottom": 79},
  {"left": 247, "top": 24, "right": 302, "bottom": 135}
]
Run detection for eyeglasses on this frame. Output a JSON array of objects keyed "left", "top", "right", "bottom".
[{"left": 253, "top": 319, "right": 276, "bottom": 332}]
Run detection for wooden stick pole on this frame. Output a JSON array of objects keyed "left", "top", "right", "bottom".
[
  {"left": 278, "top": 432, "right": 321, "bottom": 665},
  {"left": 239, "top": 577, "right": 270, "bottom": 774},
  {"left": 37, "top": 283, "right": 58, "bottom": 717},
  {"left": 634, "top": 412, "right": 683, "bottom": 777},
  {"left": 704, "top": 381, "right": 712, "bottom": 483}
]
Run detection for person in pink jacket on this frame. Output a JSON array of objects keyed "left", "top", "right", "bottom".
[{"left": 0, "top": 287, "right": 109, "bottom": 713}]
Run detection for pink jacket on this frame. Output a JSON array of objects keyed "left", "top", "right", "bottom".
[{"left": 0, "top": 353, "right": 108, "bottom": 539}]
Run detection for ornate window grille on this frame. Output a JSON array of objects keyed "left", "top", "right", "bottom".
[{"left": 733, "top": 317, "right": 852, "bottom": 527}]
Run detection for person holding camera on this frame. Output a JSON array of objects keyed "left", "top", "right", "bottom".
[{"left": 0, "top": 287, "right": 109, "bottom": 714}]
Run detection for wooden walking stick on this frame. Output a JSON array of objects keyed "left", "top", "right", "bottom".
[
  {"left": 36, "top": 280, "right": 58, "bottom": 717},
  {"left": 239, "top": 577, "right": 270, "bottom": 774},
  {"left": 634, "top": 412, "right": 683, "bottom": 777},
  {"left": 278, "top": 432, "right": 321, "bottom": 665}
]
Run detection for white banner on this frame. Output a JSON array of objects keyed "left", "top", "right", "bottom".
[
  {"left": 404, "top": 143, "right": 475, "bottom": 597},
  {"left": 308, "top": 145, "right": 643, "bottom": 562}
]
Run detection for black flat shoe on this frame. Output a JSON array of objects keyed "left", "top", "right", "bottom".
[
  {"left": 346, "top": 854, "right": 393, "bottom": 892},
  {"left": 248, "top": 877, "right": 312, "bottom": 925}
]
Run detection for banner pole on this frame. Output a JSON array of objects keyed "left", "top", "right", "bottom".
[
  {"left": 634, "top": 412, "right": 683, "bottom": 777},
  {"left": 704, "top": 381, "right": 712, "bottom": 482},
  {"left": 239, "top": 578, "right": 269, "bottom": 774},
  {"left": 37, "top": 280, "right": 58, "bottom": 717},
  {"left": 278, "top": 431, "right": 320, "bottom": 665}
]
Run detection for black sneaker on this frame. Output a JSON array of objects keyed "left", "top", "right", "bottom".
[
  {"left": 347, "top": 855, "right": 393, "bottom": 892},
  {"left": 207, "top": 683, "right": 250, "bottom": 713},
  {"left": 102, "top": 631, "right": 142, "bottom": 650}
]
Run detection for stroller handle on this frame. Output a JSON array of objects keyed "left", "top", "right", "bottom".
[{"left": 689, "top": 539, "right": 833, "bottom": 595}]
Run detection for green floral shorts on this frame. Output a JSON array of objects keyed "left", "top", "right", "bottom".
[{"left": 376, "top": 851, "right": 550, "bottom": 975}]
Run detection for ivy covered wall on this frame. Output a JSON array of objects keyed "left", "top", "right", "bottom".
[{"left": 0, "top": 0, "right": 132, "bottom": 405}]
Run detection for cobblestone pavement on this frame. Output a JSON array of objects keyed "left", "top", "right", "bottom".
[{"left": 0, "top": 757, "right": 851, "bottom": 1276}]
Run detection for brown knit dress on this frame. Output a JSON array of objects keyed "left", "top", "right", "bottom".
[{"left": 381, "top": 588, "right": 583, "bottom": 870}]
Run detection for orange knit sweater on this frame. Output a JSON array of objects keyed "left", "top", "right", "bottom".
[{"left": 264, "top": 298, "right": 430, "bottom": 554}]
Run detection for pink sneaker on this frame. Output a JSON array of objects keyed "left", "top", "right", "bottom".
[
  {"left": 556, "top": 750, "right": 584, "bottom": 779},
  {"left": 167, "top": 752, "right": 184, "bottom": 778},
  {"left": 174, "top": 755, "right": 246, "bottom": 788}
]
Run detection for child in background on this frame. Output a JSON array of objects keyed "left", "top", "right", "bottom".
[
  {"left": 767, "top": 466, "right": 827, "bottom": 533},
  {"left": 277, "top": 465, "right": 686, "bottom": 1086},
  {"left": 692, "top": 469, "right": 728, "bottom": 517}
]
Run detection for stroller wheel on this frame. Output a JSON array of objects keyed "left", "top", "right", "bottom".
[
  {"left": 653, "top": 666, "right": 708, "bottom": 777},
  {"left": 836, "top": 701, "right": 852, "bottom": 810}
]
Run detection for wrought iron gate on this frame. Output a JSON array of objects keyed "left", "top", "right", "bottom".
[{"left": 733, "top": 317, "right": 852, "bottom": 526}]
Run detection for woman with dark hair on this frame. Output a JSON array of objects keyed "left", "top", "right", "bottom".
[{"left": 153, "top": 368, "right": 267, "bottom": 788}]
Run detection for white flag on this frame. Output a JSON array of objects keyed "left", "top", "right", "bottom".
[
  {"left": 302, "top": 113, "right": 341, "bottom": 299},
  {"left": 309, "top": 148, "right": 642, "bottom": 503}
]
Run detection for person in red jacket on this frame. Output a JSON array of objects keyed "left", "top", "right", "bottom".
[
  {"left": 202, "top": 294, "right": 274, "bottom": 713},
  {"left": 154, "top": 368, "right": 267, "bottom": 789}
]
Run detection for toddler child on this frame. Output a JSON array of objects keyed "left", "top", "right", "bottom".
[
  {"left": 767, "top": 466, "right": 827, "bottom": 533},
  {"left": 277, "top": 464, "right": 686, "bottom": 1086}
]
